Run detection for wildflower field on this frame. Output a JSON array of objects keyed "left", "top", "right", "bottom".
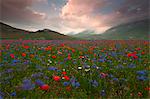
[{"left": 0, "top": 40, "right": 149, "bottom": 98}]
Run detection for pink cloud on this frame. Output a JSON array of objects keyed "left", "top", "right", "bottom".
[{"left": 60, "top": 0, "right": 112, "bottom": 33}]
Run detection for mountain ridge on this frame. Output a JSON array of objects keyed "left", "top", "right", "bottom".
[
  {"left": 0, "top": 22, "right": 75, "bottom": 40},
  {"left": 70, "top": 19, "right": 149, "bottom": 40}
]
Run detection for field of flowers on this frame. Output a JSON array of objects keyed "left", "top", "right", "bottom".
[{"left": 0, "top": 40, "right": 149, "bottom": 98}]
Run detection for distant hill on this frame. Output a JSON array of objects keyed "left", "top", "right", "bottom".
[
  {"left": 0, "top": 22, "right": 75, "bottom": 40},
  {"left": 68, "top": 30, "right": 94, "bottom": 38},
  {"left": 70, "top": 19, "right": 149, "bottom": 40}
]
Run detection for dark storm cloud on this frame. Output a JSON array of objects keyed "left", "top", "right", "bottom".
[
  {"left": 116, "top": 0, "right": 149, "bottom": 22},
  {"left": 0, "top": 0, "right": 46, "bottom": 25}
]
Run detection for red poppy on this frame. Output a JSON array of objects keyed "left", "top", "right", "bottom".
[
  {"left": 45, "top": 46, "right": 52, "bottom": 51},
  {"left": 53, "top": 76, "right": 61, "bottom": 81},
  {"left": 68, "top": 53, "right": 71, "bottom": 56},
  {"left": 6, "top": 44, "right": 10, "bottom": 49},
  {"left": 133, "top": 55, "right": 138, "bottom": 59},
  {"left": 127, "top": 53, "right": 132, "bottom": 57},
  {"left": 52, "top": 55, "right": 57, "bottom": 59},
  {"left": 103, "top": 48, "right": 106, "bottom": 50},
  {"left": 144, "top": 41, "right": 148, "bottom": 45},
  {"left": 63, "top": 76, "right": 70, "bottom": 81},
  {"left": 141, "top": 51, "right": 145, "bottom": 55},
  {"left": 23, "top": 45, "right": 29, "bottom": 49},
  {"left": 107, "top": 56, "right": 110, "bottom": 59},
  {"left": 40, "top": 84, "right": 50, "bottom": 91},
  {"left": 68, "top": 56, "right": 71, "bottom": 60},
  {"left": 133, "top": 51, "right": 137, "bottom": 54},
  {"left": 79, "top": 56, "right": 84, "bottom": 59},
  {"left": 22, "top": 53, "right": 26, "bottom": 57},
  {"left": 60, "top": 44, "right": 65, "bottom": 47},
  {"left": 101, "top": 50, "right": 104, "bottom": 52},
  {"left": 62, "top": 71, "right": 67, "bottom": 75},
  {"left": 72, "top": 49, "right": 75, "bottom": 53},
  {"left": 10, "top": 54, "right": 15, "bottom": 58},
  {"left": 127, "top": 53, "right": 137, "bottom": 59},
  {"left": 144, "top": 87, "right": 150, "bottom": 91},
  {"left": 136, "top": 48, "right": 141, "bottom": 51}
]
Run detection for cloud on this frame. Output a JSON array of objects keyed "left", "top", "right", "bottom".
[
  {"left": 0, "top": 0, "right": 46, "bottom": 25},
  {"left": 60, "top": 0, "right": 111, "bottom": 33},
  {"left": 0, "top": 0, "right": 148, "bottom": 34},
  {"left": 60, "top": 0, "right": 149, "bottom": 33}
]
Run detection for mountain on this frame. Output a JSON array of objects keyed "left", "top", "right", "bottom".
[
  {"left": 70, "top": 19, "right": 149, "bottom": 40},
  {"left": 0, "top": 22, "right": 75, "bottom": 40},
  {"left": 69, "top": 30, "right": 95, "bottom": 38}
]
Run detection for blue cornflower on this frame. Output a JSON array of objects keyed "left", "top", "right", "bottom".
[
  {"left": 137, "top": 76, "right": 148, "bottom": 81},
  {"left": 75, "top": 82, "right": 80, "bottom": 88},
  {"left": 71, "top": 81, "right": 76, "bottom": 87},
  {"left": 112, "top": 78, "right": 119, "bottom": 81},
  {"left": 22, "top": 79, "right": 35, "bottom": 90},
  {"left": 5, "top": 69, "right": 13, "bottom": 73},
  {"left": 90, "top": 80, "right": 99, "bottom": 87},
  {"left": 31, "top": 72, "right": 43, "bottom": 78},
  {"left": 99, "top": 59, "right": 105, "bottom": 62},
  {"left": 23, "top": 79, "right": 31, "bottom": 84},
  {"left": 70, "top": 77, "right": 76, "bottom": 82},
  {"left": 44, "top": 76, "right": 49, "bottom": 80},
  {"left": 91, "top": 65, "right": 97, "bottom": 69},
  {"left": 48, "top": 67, "right": 57, "bottom": 71},
  {"left": 136, "top": 70, "right": 147, "bottom": 75},
  {"left": 35, "top": 79, "right": 45, "bottom": 86},
  {"left": 12, "top": 60, "right": 18, "bottom": 63},
  {"left": 111, "top": 52, "right": 117, "bottom": 57},
  {"left": 10, "top": 92, "right": 16, "bottom": 96},
  {"left": 22, "top": 82, "right": 35, "bottom": 90},
  {"left": 63, "top": 82, "right": 70, "bottom": 86},
  {"left": 0, "top": 95, "right": 3, "bottom": 99},
  {"left": 83, "top": 65, "right": 90, "bottom": 69},
  {"left": 70, "top": 77, "right": 80, "bottom": 88},
  {"left": 115, "top": 65, "right": 124, "bottom": 69},
  {"left": 128, "top": 64, "right": 136, "bottom": 68},
  {"left": 0, "top": 91, "right": 5, "bottom": 97}
]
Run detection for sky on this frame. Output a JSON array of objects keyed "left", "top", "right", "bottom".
[{"left": 0, "top": 0, "right": 149, "bottom": 34}]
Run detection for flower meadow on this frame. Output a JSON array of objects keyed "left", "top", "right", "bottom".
[{"left": 0, "top": 40, "right": 149, "bottom": 98}]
